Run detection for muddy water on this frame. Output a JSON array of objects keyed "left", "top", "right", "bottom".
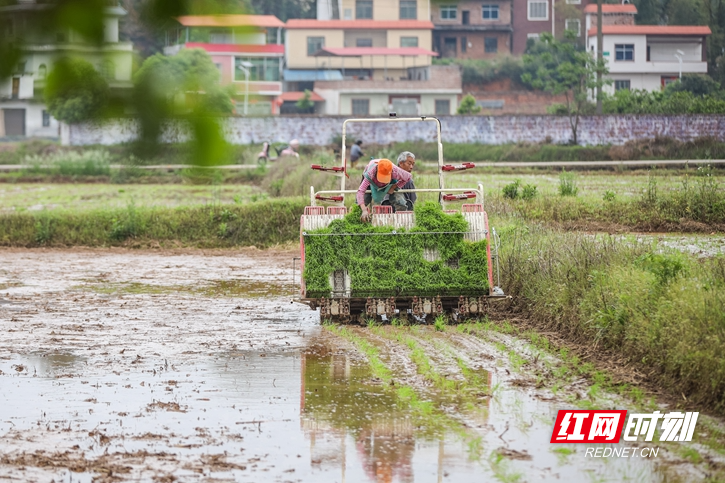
[{"left": 0, "top": 249, "right": 707, "bottom": 482}]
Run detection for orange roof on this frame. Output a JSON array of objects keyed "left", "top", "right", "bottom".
[
  {"left": 285, "top": 19, "right": 434, "bottom": 30},
  {"left": 587, "top": 25, "right": 711, "bottom": 36},
  {"left": 276, "top": 91, "right": 325, "bottom": 102},
  {"left": 176, "top": 15, "right": 285, "bottom": 28},
  {"left": 583, "top": 4, "right": 637, "bottom": 14}
]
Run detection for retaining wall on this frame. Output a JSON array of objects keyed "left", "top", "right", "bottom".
[{"left": 64, "top": 115, "right": 725, "bottom": 146}]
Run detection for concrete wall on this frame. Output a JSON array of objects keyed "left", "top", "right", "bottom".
[{"left": 65, "top": 115, "right": 725, "bottom": 147}]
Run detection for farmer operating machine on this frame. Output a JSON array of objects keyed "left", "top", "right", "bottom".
[{"left": 295, "top": 116, "right": 505, "bottom": 323}]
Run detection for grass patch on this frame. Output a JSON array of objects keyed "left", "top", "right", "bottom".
[
  {"left": 501, "top": 223, "right": 725, "bottom": 413},
  {"left": 0, "top": 198, "right": 306, "bottom": 248}
]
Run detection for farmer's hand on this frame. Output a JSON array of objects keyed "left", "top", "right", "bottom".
[
  {"left": 360, "top": 206, "right": 371, "bottom": 222},
  {"left": 388, "top": 185, "right": 397, "bottom": 194}
]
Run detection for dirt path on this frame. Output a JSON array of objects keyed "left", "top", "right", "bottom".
[{"left": 0, "top": 248, "right": 722, "bottom": 482}]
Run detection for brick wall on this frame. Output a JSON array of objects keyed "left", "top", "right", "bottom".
[{"left": 65, "top": 115, "right": 725, "bottom": 147}]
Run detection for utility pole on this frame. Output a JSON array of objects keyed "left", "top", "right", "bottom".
[{"left": 596, "top": 0, "right": 603, "bottom": 114}]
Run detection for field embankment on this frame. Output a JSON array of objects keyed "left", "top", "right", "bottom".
[
  {"left": 0, "top": 198, "right": 306, "bottom": 248},
  {"left": 499, "top": 222, "right": 725, "bottom": 413}
]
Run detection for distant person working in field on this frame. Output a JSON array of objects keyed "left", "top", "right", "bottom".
[
  {"left": 385, "top": 151, "right": 416, "bottom": 211},
  {"left": 350, "top": 140, "right": 364, "bottom": 167},
  {"left": 357, "top": 158, "right": 412, "bottom": 222}
]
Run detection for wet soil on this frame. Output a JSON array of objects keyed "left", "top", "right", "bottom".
[{"left": 0, "top": 248, "right": 722, "bottom": 482}]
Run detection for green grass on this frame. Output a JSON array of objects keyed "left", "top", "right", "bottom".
[
  {"left": 0, "top": 183, "right": 265, "bottom": 212},
  {"left": 500, "top": 222, "right": 725, "bottom": 413},
  {"left": 0, "top": 198, "right": 306, "bottom": 248}
]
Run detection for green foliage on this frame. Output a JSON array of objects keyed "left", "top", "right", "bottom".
[
  {"left": 638, "top": 166, "right": 725, "bottom": 224},
  {"left": 667, "top": 74, "right": 722, "bottom": 96},
  {"left": 0, "top": 199, "right": 307, "bottom": 248},
  {"left": 603, "top": 190, "right": 616, "bottom": 202},
  {"left": 603, "top": 88, "right": 725, "bottom": 114},
  {"left": 503, "top": 224, "right": 725, "bottom": 412},
  {"left": 262, "top": 155, "right": 338, "bottom": 197},
  {"left": 433, "top": 315, "right": 447, "bottom": 332},
  {"left": 502, "top": 180, "right": 520, "bottom": 199},
  {"left": 434, "top": 57, "right": 525, "bottom": 87},
  {"left": 303, "top": 202, "right": 489, "bottom": 298},
  {"left": 521, "top": 32, "right": 609, "bottom": 144},
  {"left": 23, "top": 150, "right": 111, "bottom": 177},
  {"left": 132, "top": 48, "right": 233, "bottom": 164},
  {"left": 44, "top": 57, "right": 109, "bottom": 123},
  {"left": 456, "top": 94, "right": 481, "bottom": 115},
  {"left": 296, "top": 89, "right": 315, "bottom": 111},
  {"left": 110, "top": 200, "right": 144, "bottom": 241},
  {"left": 521, "top": 184, "right": 538, "bottom": 201},
  {"left": 558, "top": 170, "right": 578, "bottom": 196}
]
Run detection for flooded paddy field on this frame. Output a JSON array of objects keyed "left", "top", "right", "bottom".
[{"left": 1, "top": 248, "right": 723, "bottom": 482}]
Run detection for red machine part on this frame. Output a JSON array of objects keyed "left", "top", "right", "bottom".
[
  {"left": 315, "top": 194, "right": 344, "bottom": 202},
  {"left": 310, "top": 164, "right": 345, "bottom": 172},
  {"left": 442, "top": 192, "right": 476, "bottom": 201},
  {"left": 372, "top": 205, "right": 393, "bottom": 214},
  {"left": 304, "top": 206, "right": 324, "bottom": 216},
  {"left": 442, "top": 163, "right": 476, "bottom": 171},
  {"left": 327, "top": 206, "right": 348, "bottom": 215}
]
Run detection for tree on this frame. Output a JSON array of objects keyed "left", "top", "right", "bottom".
[
  {"left": 667, "top": 0, "right": 708, "bottom": 25},
  {"left": 666, "top": 74, "right": 722, "bottom": 96},
  {"left": 521, "top": 32, "right": 608, "bottom": 144},
  {"left": 457, "top": 94, "right": 481, "bottom": 114},
  {"left": 295, "top": 89, "right": 314, "bottom": 113},
  {"left": 44, "top": 57, "right": 109, "bottom": 124},
  {"left": 133, "top": 48, "right": 234, "bottom": 164}
]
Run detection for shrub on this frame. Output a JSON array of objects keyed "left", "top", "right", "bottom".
[
  {"left": 502, "top": 180, "right": 521, "bottom": 199},
  {"left": 521, "top": 184, "right": 538, "bottom": 201},
  {"left": 558, "top": 170, "right": 578, "bottom": 196},
  {"left": 457, "top": 94, "right": 481, "bottom": 115},
  {"left": 603, "top": 190, "right": 616, "bottom": 202}
]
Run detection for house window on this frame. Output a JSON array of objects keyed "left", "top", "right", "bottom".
[
  {"left": 99, "top": 60, "right": 115, "bottom": 79},
  {"left": 400, "top": 0, "right": 417, "bottom": 19},
  {"left": 528, "top": 0, "right": 548, "bottom": 20},
  {"left": 344, "top": 8, "right": 352, "bottom": 19},
  {"left": 235, "top": 57, "right": 280, "bottom": 81},
  {"left": 435, "top": 99, "right": 450, "bottom": 115},
  {"left": 210, "top": 29, "right": 233, "bottom": 44},
  {"left": 566, "top": 0, "right": 581, "bottom": 3},
  {"left": 400, "top": 36, "right": 419, "bottom": 47},
  {"left": 461, "top": 36, "right": 467, "bottom": 53},
  {"left": 356, "top": 38, "right": 373, "bottom": 47},
  {"left": 614, "top": 80, "right": 631, "bottom": 91},
  {"left": 37, "top": 64, "right": 47, "bottom": 80},
  {"left": 661, "top": 76, "right": 678, "bottom": 88},
  {"left": 482, "top": 4, "right": 499, "bottom": 20},
  {"left": 356, "top": 0, "right": 373, "bottom": 19},
  {"left": 485, "top": 37, "right": 498, "bottom": 53},
  {"left": 615, "top": 44, "right": 634, "bottom": 61},
  {"left": 42, "top": 110, "right": 50, "bottom": 127},
  {"left": 352, "top": 98, "right": 370, "bottom": 115},
  {"left": 307, "top": 36, "right": 324, "bottom": 56},
  {"left": 440, "top": 5, "right": 457, "bottom": 19},
  {"left": 565, "top": 19, "right": 580, "bottom": 37}
]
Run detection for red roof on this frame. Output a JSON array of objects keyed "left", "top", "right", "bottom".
[
  {"left": 285, "top": 19, "right": 434, "bottom": 30},
  {"left": 177, "top": 15, "right": 285, "bottom": 28},
  {"left": 316, "top": 47, "right": 438, "bottom": 57},
  {"left": 587, "top": 25, "right": 711, "bottom": 36},
  {"left": 185, "top": 42, "right": 284, "bottom": 54},
  {"left": 583, "top": 4, "right": 637, "bottom": 14},
  {"left": 276, "top": 91, "right": 325, "bottom": 102}
]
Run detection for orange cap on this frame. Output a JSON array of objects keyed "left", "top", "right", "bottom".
[{"left": 377, "top": 159, "right": 393, "bottom": 184}]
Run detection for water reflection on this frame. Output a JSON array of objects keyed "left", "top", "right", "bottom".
[{"left": 301, "top": 346, "right": 439, "bottom": 483}]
